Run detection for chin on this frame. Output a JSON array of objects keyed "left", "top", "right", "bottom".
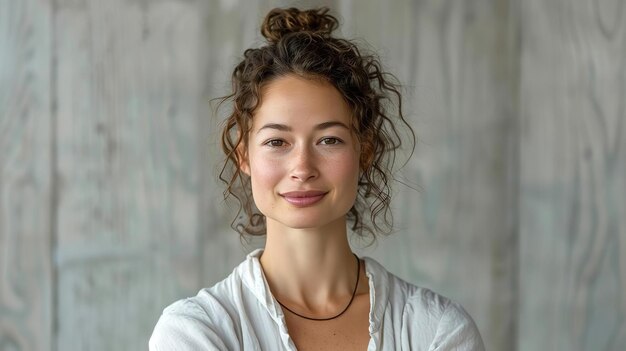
[{"left": 268, "top": 213, "right": 348, "bottom": 231}]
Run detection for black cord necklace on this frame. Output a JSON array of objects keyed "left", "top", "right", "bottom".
[{"left": 274, "top": 254, "right": 360, "bottom": 321}]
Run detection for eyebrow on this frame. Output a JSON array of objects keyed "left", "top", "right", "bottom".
[{"left": 256, "top": 121, "right": 350, "bottom": 134}]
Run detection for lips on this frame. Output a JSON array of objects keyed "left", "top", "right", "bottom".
[{"left": 280, "top": 190, "right": 327, "bottom": 207}]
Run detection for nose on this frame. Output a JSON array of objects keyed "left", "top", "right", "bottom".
[{"left": 290, "top": 145, "right": 318, "bottom": 182}]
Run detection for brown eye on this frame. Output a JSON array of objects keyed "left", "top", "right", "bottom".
[
  {"left": 320, "top": 137, "right": 341, "bottom": 145},
  {"left": 266, "top": 139, "right": 285, "bottom": 147}
]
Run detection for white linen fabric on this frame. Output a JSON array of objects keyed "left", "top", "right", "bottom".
[{"left": 149, "top": 249, "right": 485, "bottom": 350}]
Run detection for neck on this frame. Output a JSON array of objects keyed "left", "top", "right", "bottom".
[{"left": 260, "top": 216, "right": 357, "bottom": 310}]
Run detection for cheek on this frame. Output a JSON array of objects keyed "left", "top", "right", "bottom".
[
  {"left": 249, "top": 156, "right": 283, "bottom": 190},
  {"left": 329, "top": 153, "right": 360, "bottom": 187}
]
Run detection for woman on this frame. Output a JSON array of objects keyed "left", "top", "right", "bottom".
[{"left": 150, "top": 7, "right": 484, "bottom": 351}]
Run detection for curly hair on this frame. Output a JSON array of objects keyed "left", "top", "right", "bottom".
[{"left": 218, "top": 7, "right": 414, "bottom": 239}]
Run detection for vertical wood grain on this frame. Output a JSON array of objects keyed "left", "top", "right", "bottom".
[
  {"left": 53, "top": 0, "right": 205, "bottom": 349},
  {"left": 519, "top": 0, "right": 626, "bottom": 350},
  {"left": 0, "top": 0, "right": 53, "bottom": 350}
]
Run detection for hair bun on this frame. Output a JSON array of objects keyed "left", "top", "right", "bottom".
[{"left": 261, "top": 7, "right": 339, "bottom": 44}]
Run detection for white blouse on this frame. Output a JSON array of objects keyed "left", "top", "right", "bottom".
[{"left": 149, "top": 249, "right": 485, "bottom": 350}]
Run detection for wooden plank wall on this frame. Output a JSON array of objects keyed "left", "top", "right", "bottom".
[
  {"left": 0, "top": 0, "right": 623, "bottom": 350},
  {"left": 52, "top": 0, "right": 208, "bottom": 349},
  {"left": 0, "top": 0, "right": 53, "bottom": 350},
  {"left": 519, "top": 0, "right": 626, "bottom": 350}
]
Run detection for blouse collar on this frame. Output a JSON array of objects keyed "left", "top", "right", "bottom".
[{"left": 237, "top": 248, "right": 390, "bottom": 339}]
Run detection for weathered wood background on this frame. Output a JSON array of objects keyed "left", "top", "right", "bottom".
[{"left": 0, "top": 0, "right": 624, "bottom": 350}]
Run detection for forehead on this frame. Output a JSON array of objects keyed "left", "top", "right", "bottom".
[{"left": 252, "top": 75, "right": 353, "bottom": 129}]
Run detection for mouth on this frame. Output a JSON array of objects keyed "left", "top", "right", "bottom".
[{"left": 279, "top": 191, "right": 328, "bottom": 207}]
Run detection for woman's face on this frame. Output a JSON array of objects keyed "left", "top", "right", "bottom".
[{"left": 242, "top": 75, "right": 361, "bottom": 231}]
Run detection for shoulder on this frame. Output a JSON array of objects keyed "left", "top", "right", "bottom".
[
  {"left": 149, "top": 269, "right": 245, "bottom": 351},
  {"left": 403, "top": 289, "right": 485, "bottom": 350},
  {"left": 366, "top": 259, "right": 484, "bottom": 350}
]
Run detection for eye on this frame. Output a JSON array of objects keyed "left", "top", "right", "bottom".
[
  {"left": 319, "top": 137, "right": 342, "bottom": 145},
  {"left": 264, "top": 139, "right": 286, "bottom": 147}
]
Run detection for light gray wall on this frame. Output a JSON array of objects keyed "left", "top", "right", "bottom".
[{"left": 0, "top": 0, "right": 624, "bottom": 350}]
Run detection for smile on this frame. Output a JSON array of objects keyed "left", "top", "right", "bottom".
[{"left": 280, "top": 191, "right": 327, "bottom": 207}]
